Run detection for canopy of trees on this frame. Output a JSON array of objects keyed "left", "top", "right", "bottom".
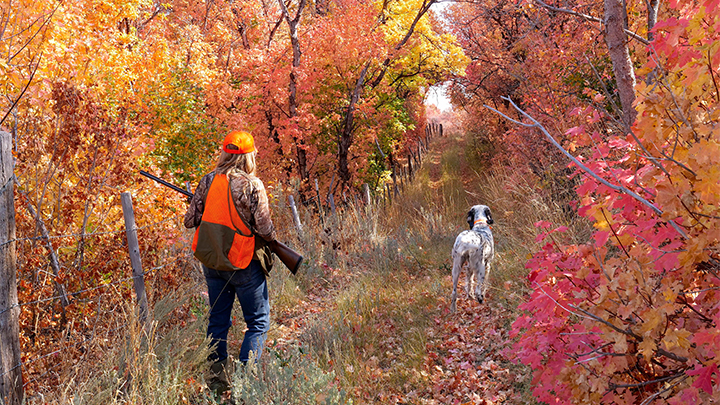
[{"left": 1, "top": 0, "right": 464, "bottom": 396}]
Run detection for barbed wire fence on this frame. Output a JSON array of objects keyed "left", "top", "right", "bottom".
[
  {"left": 0, "top": 168, "right": 201, "bottom": 404},
  {"left": 0, "top": 122, "right": 442, "bottom": 404}
]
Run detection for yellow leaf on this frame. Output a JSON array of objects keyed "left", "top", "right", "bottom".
[
  {"left": 611, "top": 331, "right": 628, "bottom": 353},
  {"left": 640, "top": 309, "right": 662, "bottom": 335},
  {"left": 9, "top": 71, "right": 23, "bottom": 88},
  {"left": 663, "top": 288, "right": 677, "bottom": 303},
  {"left": 638, "top": 338, "right": 656, "bottom": 361},
  {"left": 663, "top": 329, "right": 692, "bottom": 350}
]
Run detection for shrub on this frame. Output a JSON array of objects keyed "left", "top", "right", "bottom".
[{"left": 231, "top": 346, "right": 351, "bottom": 405}]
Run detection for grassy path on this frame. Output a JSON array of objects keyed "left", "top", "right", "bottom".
[
  {"left": 405, "top": 132, "right": 534, "bottom": 404},
  {"left": 262, "top": 131, "right": 535, "bottom": 404}
]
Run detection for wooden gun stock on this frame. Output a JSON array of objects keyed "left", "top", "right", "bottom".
[{"left": 270, "top": 240, "right": 303, "bottom": 274}]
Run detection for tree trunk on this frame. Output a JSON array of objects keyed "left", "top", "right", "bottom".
[
  {"left": 604, "top": 0, "right": 637, "bottom": 128},
  {"left": 0, "top": 131, "right": 22, "bottom": 405},
  {"left": 280, "top": 0, "right": 309, "bottom": 185},
  {"left": 338, "top": 63, "right": 371, "bottom": 186},
  {"left": 338, "top": 0, "right": 436, "bottom": 188},
  {"left": 647, "top": 0, "right": 659, "bottom": 40}
]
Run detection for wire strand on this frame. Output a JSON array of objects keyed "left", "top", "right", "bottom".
[
  {"left": 0, "top": 252, "right": 192, "bottom": 316},
  {"left": 0, "top": 215, "right": 183, "bottom": 249}
]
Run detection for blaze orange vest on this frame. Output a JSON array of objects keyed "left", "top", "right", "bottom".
[{"left": 192, "top": 174, "right": 255, "bottom": 270}]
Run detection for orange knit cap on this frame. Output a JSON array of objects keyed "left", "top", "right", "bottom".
[{"left": 222, "top": 130, "right": 255, "bottom": 154}]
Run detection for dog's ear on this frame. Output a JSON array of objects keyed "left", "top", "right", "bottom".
[
  {"left": 484, "top": 207, "right": 494, "bottom": 225},
  {"left": 466, "top": 208, "right": 475, "bottom": 229}
]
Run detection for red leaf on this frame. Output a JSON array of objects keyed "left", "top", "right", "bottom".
[
  {"left": 593, "top": 231, "right": 610, "bottom": 247},
  {"left": 534, "top": 220, "right": 552, "bottom": 229},
  {"left": 687, "top": 363, "right": 719, "bottom": 394}
]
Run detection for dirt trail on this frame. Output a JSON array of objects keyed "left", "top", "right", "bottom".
[
  {"left": 409, "top": 132, "right": 529, "bottom": 404},
  {"left": 270, "top": 131, "right": 529, "bottom": 404}
]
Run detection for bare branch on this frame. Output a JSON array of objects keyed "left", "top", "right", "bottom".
[
  {"left": 679, "top": 287, "right": 720, "bottom": 295},
  {"left": 601, "top": 208, "right": 630, "bottom": 257},
  {"left": 709, "top": 49, "right": 720, "bottom": 101},
  {"left": 568, "top": 303, "right": 641, "bottom": 339},
  {"left": 532, "top": 282, "right": 597, "bottom": 321},
  {"left": 609, "top": 372, "right": 685, "bottom": 390},
  {"left": 655, "top": 348, "right": 688, "bottom": 363},
  {"left": 8, "top": 2, "right": 59, "bottom": 62},
  {"left": 574, "top": 342, "right": 615, "bottom": 358},
  {"left": 138, "top": 2, "right": 171, "bottom": 32},
  {"left": 485, "top": 98, "right": 688, "bottom": 239},
  {"left": 638, "top": 375, "right": 688, "bottom": 405},
  {"left": 0, "top": 52, "right": 41, "bottom": 127},
  {"left": 533, "top": 0, "right": 649, "bottom": 45}
]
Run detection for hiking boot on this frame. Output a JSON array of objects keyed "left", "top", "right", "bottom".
[
  {"left": 208, "top": 377, "right": 230, "bottom": 400},
  {"left": 206, "top": 359, "right": 231, "bottom": 400}
]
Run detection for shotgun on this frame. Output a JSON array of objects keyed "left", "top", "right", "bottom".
[{"left": 140, "top": 170, "right": 303, "bottom": 274}]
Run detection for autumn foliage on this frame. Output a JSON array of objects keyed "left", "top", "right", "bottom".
[
  {"left": 3, "top": 0, "right": 720, "bottom": 402},
  {"left": 1, "top": 0, "right": 464, "bottom": 398},
  {"left": 495, "top": 1, "right": 720, "bottom": 403},
  {"left": 437, "top": 0, "right": 720, "bottom": 402}
]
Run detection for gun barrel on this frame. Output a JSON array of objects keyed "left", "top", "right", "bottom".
[{"left": 140, "top": 170, "right": 194, "bottom": 198}]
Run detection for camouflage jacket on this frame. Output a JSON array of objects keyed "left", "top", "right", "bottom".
[{"left": 184, "top": 170, "right": 276, "bottom": 244}]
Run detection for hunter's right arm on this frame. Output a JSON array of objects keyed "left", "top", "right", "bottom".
[{"left": 183, "top": 172, "right": 214, "bottom": 229}]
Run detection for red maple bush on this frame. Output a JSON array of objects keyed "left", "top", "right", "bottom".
[{"left": 511, "top": 1, "right": 720, "bottom": 403}]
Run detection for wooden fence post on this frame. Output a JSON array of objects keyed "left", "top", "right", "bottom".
[
  {"left": 0, "top": 131, "right": 22, "bottom": 405},
  {"left": 288, "top": 195, "right": 303, "bottom": 237},
  {"left": 408, "top": 155, "right": 413, "bottom": 182},
  {"left": 120, "top": 192, "right": 150, "bottom": 330},
  {"left": 313, "top": 179, "right": 324, "bottom": 220},
  {"left": 363, "top": 183, "right": 371, "bottom": 206},
  {"left": 391, "top": 166, "right": 398, "bottom": 197},
  {"left": 328, "top": 193, "right": 336, "bottom": 216},
  {"left": 325, "top": 174, "right": 336, "bottom": 217}
]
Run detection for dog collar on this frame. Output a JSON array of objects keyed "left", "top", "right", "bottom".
[{"left": 473, "top": 219, "right": 487, "bottom": 225}]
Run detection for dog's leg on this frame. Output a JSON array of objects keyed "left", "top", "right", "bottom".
[
  {"left": 472, "top": 257, "right": 486, "bottom": 304},
  {"left": 483, "top": 259, "right": 491, "bottom": 298},
  {"left": 465, "top": 258, "right": 473, "bottom": 300},
  {"left": 451, "top": 254, "right": 464, "bottom": 313}
]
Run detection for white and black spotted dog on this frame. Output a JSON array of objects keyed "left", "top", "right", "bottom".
[{"left": 451, "top": 205, "right": 495, "bottom": 312}]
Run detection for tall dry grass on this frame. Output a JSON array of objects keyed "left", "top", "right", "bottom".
[
  {"left": 29, "top": 291, "right": 213, "bottom": 405},
  {"left": 24, "top": 130, "right": 591, "bottom": 404},
  {"left": 259, "top": 131, "right": 591, "bottom": 402}
]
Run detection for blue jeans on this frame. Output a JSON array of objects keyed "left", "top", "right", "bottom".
[{"left": 204, "top": 260, "right": 269, "bottom": 363}]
